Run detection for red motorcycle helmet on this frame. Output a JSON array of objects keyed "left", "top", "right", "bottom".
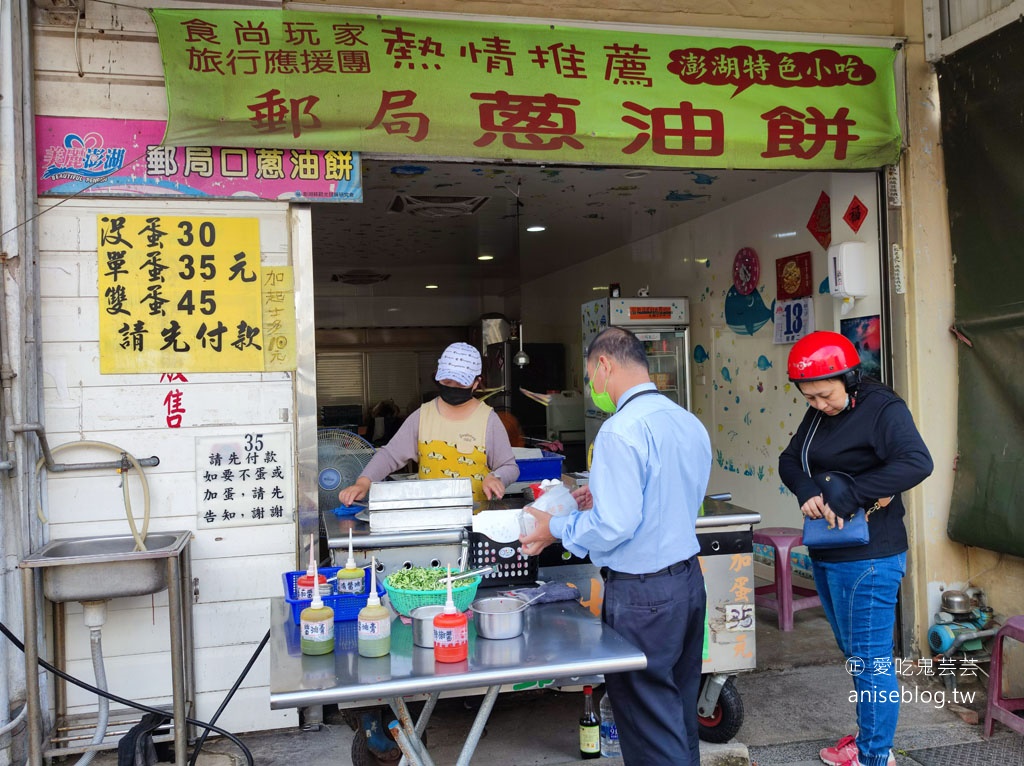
[{"left": 787, "top": 331, "right": 861, "bottom": 384}]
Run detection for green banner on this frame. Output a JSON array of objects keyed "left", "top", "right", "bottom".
[{"left": 153, "top": 10, "right": 901, "bottom": 170}]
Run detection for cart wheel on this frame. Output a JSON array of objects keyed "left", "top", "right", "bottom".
[
  {"left": 350, "top": 734, "right": 378, "bottom": 766},
  {"left": 350, "top": 728, "right": 423, "bottom": 765},
  {"left": 697, "top": 677, "right": 744, "bottom": 744}
]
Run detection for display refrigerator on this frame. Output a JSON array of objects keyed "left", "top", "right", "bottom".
[{"left": 582, "top": 297, "right": 692, "bottom": 461}]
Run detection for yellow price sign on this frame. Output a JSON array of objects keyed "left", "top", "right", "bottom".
[{"left": 98, "top": 215, "right": 264, "bottom": 373}]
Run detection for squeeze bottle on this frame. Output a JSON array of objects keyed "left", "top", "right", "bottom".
[
  {"left": 335, "top": 529, "right": 366, "bottom": 595},
  {"left": 296, "top": 533, "right": 327, "bottom": 600},
  {"left": 432, "top": 566, "right": 468, "bottom": 663},
  {"left": 357, "top": 558, "right": 391, "bottom": 658},
  {"left": 299, "top": 558, "right": 335, "bottom": 656}
]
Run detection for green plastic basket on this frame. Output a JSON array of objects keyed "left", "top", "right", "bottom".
[{"left": 383, "top": 573, "right": 482, "bottom": 617}]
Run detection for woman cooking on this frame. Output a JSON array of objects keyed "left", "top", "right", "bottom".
[
  {"left": 338, "top": 342, "right": 519, "bottom": 505},
  {"left": 779, "top": 331, "right": 933, "bottom": 766}
]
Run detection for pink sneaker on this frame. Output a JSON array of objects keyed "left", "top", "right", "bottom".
[{"left": 819, "top": 735, "right": 896, "bottom": 766}]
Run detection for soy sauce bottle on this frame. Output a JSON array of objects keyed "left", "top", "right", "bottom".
[{"left": 579, "top": 685, "right": 600, "bottom": 759}]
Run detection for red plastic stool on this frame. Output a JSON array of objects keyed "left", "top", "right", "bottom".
[
  {"left": 753, "top": 527, "right": 822, "bottom": 632},
  {"left": 983, "top": 614, "right": 1024, "bottom": 737}
]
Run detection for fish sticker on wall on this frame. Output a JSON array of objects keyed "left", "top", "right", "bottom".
[{"left": 724, "top": 286, "right": 773, "bottom": 336}]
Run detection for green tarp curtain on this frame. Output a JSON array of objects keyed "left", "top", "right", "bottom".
[{"left": 938, "top": 20, "right": 1024, "bottom": 558}]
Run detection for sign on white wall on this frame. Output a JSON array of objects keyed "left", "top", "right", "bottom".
[
  {"left": 196, "top": 432, "right": 294, "bottom": 528},
  {"left": 773, "top": 297, "right": 815, "bottom": 344}
]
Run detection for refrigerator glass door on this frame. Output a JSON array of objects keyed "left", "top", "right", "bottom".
[{"left": 636, "top": 329, "right": 690, "bottom": 410}]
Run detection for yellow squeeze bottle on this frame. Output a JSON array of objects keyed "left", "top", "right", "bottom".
[
  {"left": 357, "top": 558, "right": 391, "bottom": 658},
  {"left": 300, "top": 558, "right": 335, "bottom": 656},
  {"left": 335, "top": 529, "right": 366, "bottom": 595}
]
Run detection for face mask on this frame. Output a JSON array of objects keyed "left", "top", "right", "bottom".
[
  {"left": 437, "top": 382, "right": 475, "bottom": 406},
  {"left": 588, "top": 364, "right": 616, "bottom": 414}
]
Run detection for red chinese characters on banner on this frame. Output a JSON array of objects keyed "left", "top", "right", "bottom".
[
  {"left": 604, "top": 43, "right": 652, "bottom": 86},
  {"left": 667, "top": 46, "right": 877, "bottom": 96},
  {"left": 180, "top": 17, "right": 372, "bottom": 77},
  {"left": 461, "top": 36, "right": 517, "bottom": 76},
  {"left": 622, "top": 101, "right": 724, "bottom": 156},
  {"left": 471, "top": 91, "right": 583, "bottom": 150},
  {"left": 366, "top": 90, "right": 430, "bottom": 142},
  {"left": 382, "top": 26, "right": 445, "bottom": 70},
  {"left": 247, "top": 90, "right": 320, "bottom": 138},
  {"left": 528, "top": 43, "right": 587, "bottom": 79},
  {"left": 761, "top": 107, "right": 859, "bottom": 161}
]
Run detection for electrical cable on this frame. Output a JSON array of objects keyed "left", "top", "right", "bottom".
[
  {"left": 187, "top": 629, "right": 270, "bottom": 766},
  {"left": 0, "top": 620, "right": 254, "bottom": 766}
]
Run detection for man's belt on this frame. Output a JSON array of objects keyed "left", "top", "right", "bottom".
[{"left": 601, "top": 554, "right": 697, "bottom": 582}]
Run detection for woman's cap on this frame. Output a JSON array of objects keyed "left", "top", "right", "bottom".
[{"left": 435, "top": 342, "right": 482, "bottom": 387}]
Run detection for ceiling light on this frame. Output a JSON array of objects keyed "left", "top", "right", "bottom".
[
  {"left": 425, "top": 284, "right": 439, "bottom": 289},
  {"left": 387, "top": 307, "right": 400, "bottom": 312},
  {"left": 477, "top": 254, "right": 494, "bottom": 261},
  {"left": 592, "top": 286, "right": 608, "bottom": 291},
  {"left": 526, "top": 225, "right": 546, "bottom": 233},
  {"left": 623, "top": 169, "right": 650, "bottom": 179}
]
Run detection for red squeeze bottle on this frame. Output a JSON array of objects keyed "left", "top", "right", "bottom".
[
  {"left": 433, "top": 566, "right": 468, "bottom": 664},
  {"left": 296, "top": 533, "right": 326, "bottom": 600}
]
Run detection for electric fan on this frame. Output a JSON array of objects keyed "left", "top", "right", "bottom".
[{"left": 317, "top": 428, "right": 375, "bottom": 517}]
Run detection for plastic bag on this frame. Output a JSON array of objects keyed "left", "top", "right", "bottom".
[{"left": 530, "top": 480, "right": 578, "bottom": 517}]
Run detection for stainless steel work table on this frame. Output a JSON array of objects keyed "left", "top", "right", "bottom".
[{"left": 268, "top": 593, "right": 646, "bottom": 766}]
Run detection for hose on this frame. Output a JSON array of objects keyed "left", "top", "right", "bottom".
[
  {"left": 74, "top": 629, "right": 109, "bottom": 766},
  {"left": 0, "top": 620, "right": 254, "bottom": 766},
  {"left": 34, "top": 440, "right": 151, "bottom": 551},
  {"left": 0, "top": 702, "right": 27, "bottom": 737},
  {"left": 187, "top": 629, "right": 270, "bottom": 766}
]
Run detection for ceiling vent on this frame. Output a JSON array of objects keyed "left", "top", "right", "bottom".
[
  {"left": 331, "top": 270, "right": 391, "bottom": 285},
  {"left": 388, "top": 194, "right": 490, "bottom": 218}
]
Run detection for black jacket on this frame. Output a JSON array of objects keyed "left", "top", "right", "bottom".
[{"left": 778, "top": 382, "right": 934, "bottom": 562}]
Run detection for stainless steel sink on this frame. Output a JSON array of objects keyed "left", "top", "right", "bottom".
[{"left": 20, "top": 531, "right": 192, "bottom": 602}]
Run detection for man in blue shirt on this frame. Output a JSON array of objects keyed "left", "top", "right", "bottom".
[{"left": 521, "top": 327, "right": 712, "bottom": 765}]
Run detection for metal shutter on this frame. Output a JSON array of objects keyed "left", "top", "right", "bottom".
[{"left": 315, "top": 352, "right": 364, "bottom": 405}]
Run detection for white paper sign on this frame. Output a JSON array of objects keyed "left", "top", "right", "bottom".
[
  {"left": 773, "top": 297, "right": 815, "bottom": 344},
  {"left": 196, "top": 432, "right": 294, "bottom": 528}
]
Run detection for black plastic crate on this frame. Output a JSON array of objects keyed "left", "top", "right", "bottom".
[{"left": 469, "top": 531, "right": 538, "bottom": 586}]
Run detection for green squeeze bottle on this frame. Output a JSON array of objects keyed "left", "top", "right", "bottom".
[
  {"left": 335, "top": 529, "right": 366, "bottom": 595},
  {"left": 357, "top": 558, "right": 391, "bottom": 658},
  {"left": 300, "top": 558, "right": 335, "bottom": 656}
]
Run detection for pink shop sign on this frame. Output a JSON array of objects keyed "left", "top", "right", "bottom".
[{"left": 35, "top": 115, "right": 362, "bottom": 202}]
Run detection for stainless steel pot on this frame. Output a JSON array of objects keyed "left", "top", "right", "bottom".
[
  {"left": 941, "top": 589, "right": 972, "bottom": 615},
  {"left": 409, "top": 604, "right": 446, "bottom": 648},
  {"left": 469, "top": 597, "right": 526, "bottom": 639}
]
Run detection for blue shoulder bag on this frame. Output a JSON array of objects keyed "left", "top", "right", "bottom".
[{"left": 799, "top": 414, "right": 876, "bottom": 549}]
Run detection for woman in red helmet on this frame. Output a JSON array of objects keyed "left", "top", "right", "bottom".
[{"left": 779, "top": 331, "right": 933, "bottom": 766}]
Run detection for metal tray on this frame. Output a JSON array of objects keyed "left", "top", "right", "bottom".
[
  {"left": 368, "top": 505, "right": 473, "bottom": 533},
  {"left": 368, "top": 477, "right": 473, "bottom": 511}
]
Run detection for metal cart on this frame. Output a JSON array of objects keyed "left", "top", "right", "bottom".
[{"left": 320, "top": 489, "right": 760, "bottom": 746}]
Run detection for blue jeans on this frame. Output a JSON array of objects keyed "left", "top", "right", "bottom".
[{"left": 811, "top": 553, "right": 906, "bottom": 766}]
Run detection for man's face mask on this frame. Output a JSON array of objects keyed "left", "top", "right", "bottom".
[
  {"left": 587, "top": 362, "right": 616, "bottom": 414},
  {"left": 437, "top": 382, "right": 475, "bottom": 406}
]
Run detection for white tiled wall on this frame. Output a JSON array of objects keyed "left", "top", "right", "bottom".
[
  {"left": 521, "top": 172, "right": 883, "bottom": 529},
  {"left": 37, "top": 198, "right": 298, "bottom": 731}
]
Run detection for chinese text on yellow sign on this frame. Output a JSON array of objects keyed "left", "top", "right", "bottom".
[{"left": 98, "top": 215, "right": 265, "bottom": 373}]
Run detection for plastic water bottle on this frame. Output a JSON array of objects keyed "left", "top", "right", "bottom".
[{"left": 599, "top": 689, "right": 620, "bottom": 757}]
